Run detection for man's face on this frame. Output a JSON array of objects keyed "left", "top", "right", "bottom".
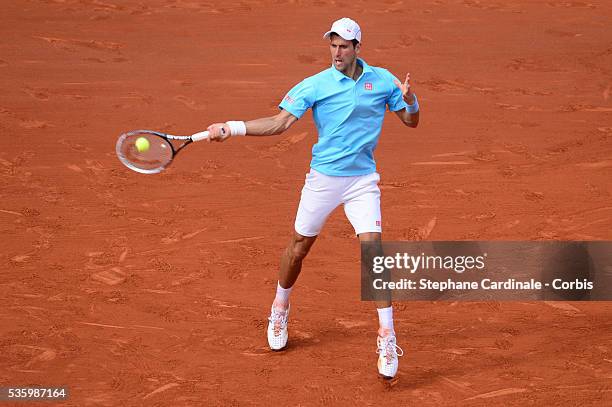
[{"left": 329, "top": 35, "right": 360, "bottom": 72}]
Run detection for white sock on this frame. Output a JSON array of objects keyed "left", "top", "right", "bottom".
[
  {"left": 377, "top": 306, "right": 394, "bottom": 334},
  {"left": 273, "top": 281, "right": 292, "bottom": 309}
]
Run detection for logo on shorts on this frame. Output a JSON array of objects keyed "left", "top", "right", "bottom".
[
  {"left": 376, "top": 220, "right": 381, "bottom": 226},
  {"left": 364, "top": 82, "right": 373, "bottom": 91},
  {"left": 284, "top": 95, "right": 295, "bottom": 104}
]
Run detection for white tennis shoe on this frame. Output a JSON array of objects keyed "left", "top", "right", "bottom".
[
  {"left": 376, "top": 332, "right": 404, "bottom": 379},
  {"left": 267, "top": 305, "right": 290, "bottom": 351}
]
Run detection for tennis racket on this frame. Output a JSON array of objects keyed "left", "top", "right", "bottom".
[{"left": 116, "top": 129, "right": 220, "bottom": 174}]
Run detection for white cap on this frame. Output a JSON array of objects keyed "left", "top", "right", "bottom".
[{"left": 323, "top": 17, "right": 362, "bottom": 43}]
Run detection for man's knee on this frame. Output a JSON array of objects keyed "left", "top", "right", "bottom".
[
  {"left": 287, "top": 234, "right": 316, "bottom": 261},
  {"left": 358, "top": 232, "right": 381, "bottom": 242}
]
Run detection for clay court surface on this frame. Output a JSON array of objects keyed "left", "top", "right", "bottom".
[{"left": 1, "top": 0, "right": 611, "bottom": 405}]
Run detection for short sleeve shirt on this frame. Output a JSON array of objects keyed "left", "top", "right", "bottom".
[{"left": 278, "top": 58, "right": 407, "bottom": 176}]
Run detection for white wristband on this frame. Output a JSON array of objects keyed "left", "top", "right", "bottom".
[
  {"left": 226, "top": 120, "right": 247, "bottom": 136},
  {"left": 405, "top": 94, "right": 419, "bottom": 114}
]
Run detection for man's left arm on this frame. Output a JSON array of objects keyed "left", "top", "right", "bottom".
[{"left": 393, "top": 73, "right": 419, "bottom": 128}]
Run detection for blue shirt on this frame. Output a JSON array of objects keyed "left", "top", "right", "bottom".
[{"left": 278, "top": 58, "right": 407, "bottom": 176}]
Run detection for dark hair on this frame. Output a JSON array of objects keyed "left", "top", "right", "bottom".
[{"left": 329, "top": 32, "right": 359, "bottom": 47}]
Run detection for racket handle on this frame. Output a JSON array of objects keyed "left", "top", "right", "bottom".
[{"left": 191, "top": 131, "right": 210, "bottom": 142}]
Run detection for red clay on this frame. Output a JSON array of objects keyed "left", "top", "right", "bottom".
[{"left": 1, "top": 1, "right": 611, "bottom": 405}]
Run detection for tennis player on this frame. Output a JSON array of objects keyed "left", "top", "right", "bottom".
[{"left": 206, "top": 17, "right": 419, "bottom": 379}]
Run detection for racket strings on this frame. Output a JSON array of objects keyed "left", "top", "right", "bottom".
[{"left": 117, "top": 132, "right": 174, "bottom": 174}]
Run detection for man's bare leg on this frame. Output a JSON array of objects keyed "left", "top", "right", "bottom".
[
  {"left": 358, "top": 232, "right": 390, "bottom": 311},
  {"left": 273, "top": 232, "right": 318, "bottom": 310}
]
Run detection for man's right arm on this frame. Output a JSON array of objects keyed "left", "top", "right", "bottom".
[
  {"left": 246, "top": 109, "right": 299, "bottom": 136},
  {"left": 207, "top": 109, "right": 299, "bottom": 142}
]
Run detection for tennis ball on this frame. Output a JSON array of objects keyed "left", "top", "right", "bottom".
[{"left": 135, "top": 137, "right": 150, "bottom": 153}]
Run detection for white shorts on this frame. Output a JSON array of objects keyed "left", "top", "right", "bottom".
[{"left": 294, "top": 168, "right": 382, "bottom": 237}]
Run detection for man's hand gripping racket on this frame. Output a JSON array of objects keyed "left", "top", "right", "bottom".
[{"left": 115, "top": 128, "right": 225, "bottom": 174}]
